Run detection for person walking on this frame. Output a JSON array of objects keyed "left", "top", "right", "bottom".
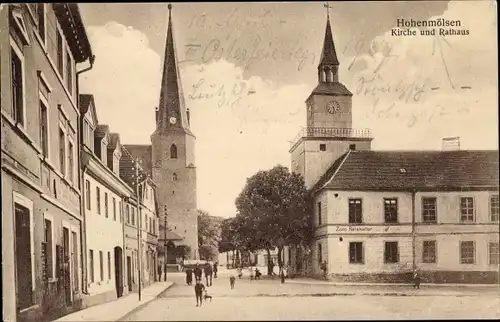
[
  {"left": 413, "top": 271, "right": 421, "bottom": 289},
  {"left": 213, "top": 262, "right": 218, "bottom": 278},
  {"left": 194, "top": 264, "right": 202, "bottom": 282},
  {"left": 229, "top": 275, "right": 236, "bottom": 289},
  {"left": 194, "top": 280, "right": 206, "bottom": 307},
  {"left": 204, "top": 263, "right": 213, "bottom": 286},
  {"left": 186, "top": 267, "right": 193, "bottom": 285},
  {"left": 320, "top": 261, "right": 328, "bottom": 280},
  {"left": 158, "top": 264, "right": 162, "bottom": 282}
]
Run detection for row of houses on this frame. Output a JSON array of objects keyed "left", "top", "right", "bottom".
[{"left": 1, "top": 5, "right": 166, "bottom": 322}]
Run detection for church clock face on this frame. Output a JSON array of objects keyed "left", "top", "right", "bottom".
[
  {"left": 169, "top": 117, "right": 177, "bottom": 124},
  {"left": 327, "top": 100, "right": 341, "bottom": 114}
]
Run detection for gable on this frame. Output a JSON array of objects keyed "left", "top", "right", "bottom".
[{"left": 84, "top": 100, "right": 98, "bottom": 127}]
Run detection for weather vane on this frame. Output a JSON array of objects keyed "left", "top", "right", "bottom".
[{"left": 324, "top": 2, "right": 332, "bottom": 20}]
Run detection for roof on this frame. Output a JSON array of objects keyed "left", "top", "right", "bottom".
[
  {"left": 108, "top": 133, "right": 120, "bottom": 150},
  {"left": 123, "top": 145, "right": 153, "bottom": 176},
  {"left": 79, "top": 94, "right": 98, "bottom": 125},
  {"left": 53, "top": 4, "right": 93, "bottom": 63},
  {"left": 165, "top": 230, "right": 183, "bottom": 241},
  {"left": 119, "top": 146, "right": 150, "bottom": 189},
  {"left": 318, "top": 18, "right": 340, "bottom": 67},
  {"left": 313, "top": 150, "right": 499, "bottom": 193},
  {"left": 307, "top": 82, "right": 353, "bottom": 100}
]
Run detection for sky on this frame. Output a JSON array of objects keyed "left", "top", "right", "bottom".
[{"left": 78, "top": 1, "right": 498, "bottom": 218}]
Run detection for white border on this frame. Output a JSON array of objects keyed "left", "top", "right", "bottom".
[
  {"left": 13, "top": 191, "right": 36, "bottom": 293},
  {"left": 10, "top": 36, "right": 27, "bottom": 128}
]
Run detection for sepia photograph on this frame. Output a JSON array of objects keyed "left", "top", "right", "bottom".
[{"left": 0, "top": 1, "right": 498, "bottom": 321}]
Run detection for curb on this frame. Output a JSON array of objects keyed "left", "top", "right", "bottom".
[
  {"left": 116, "top": 283, "right": 175, "bottom": 321},
  {"left": 287, "top": 280, "right": 500, "bottom": 288}
]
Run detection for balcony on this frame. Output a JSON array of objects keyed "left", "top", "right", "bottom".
[{"left": 290, "top": 127, "right": 373, "bottom": 150}]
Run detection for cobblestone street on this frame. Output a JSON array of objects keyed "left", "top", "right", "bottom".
[{"left": 121, "top": 272, "right": 500, "bottom": 321}]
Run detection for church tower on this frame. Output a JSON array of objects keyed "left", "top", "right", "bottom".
[
  {"left": 151, "top": 4, "right": 198, "bottom": 259},
  {"left": 290, "top": 9, "right": 373, "bottom": 189}
]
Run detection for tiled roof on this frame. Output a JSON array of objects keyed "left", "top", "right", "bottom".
[
  {"left": 79, "top": 94, "right": 93, "bottom": 113},
  {"left": 123, "top": 145, "right": 153, "bottom": 176},
  {"left": 108, "top": 133, "right": 120, "bottom": 150},
  {"left": 308, "top": 82, "right": 353, "bottom": 100},
  {"left": 119, "top": 146, "right": 149, "bottom": 189},
  {"left": 165, "top": 230, "right": 183, "bottom": 241},
  {"left": 313, "top": 150, "right": 499, "bottom": 192},
  {"left": 95, "top": 124, "right": 109, "bottom": 137}
]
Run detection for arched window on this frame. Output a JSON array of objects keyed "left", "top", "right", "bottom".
[
  {"left": 172, "top": 173, "right": 178, "bottom": 181},
  {"left": 170, "top": 144, "right": 177, "bottom": 159}
]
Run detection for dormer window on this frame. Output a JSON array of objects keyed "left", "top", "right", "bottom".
[{"left": 101, "top": 140, "right": 108, "bottom": 165}]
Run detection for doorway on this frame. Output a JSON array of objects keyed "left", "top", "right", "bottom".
[
  {"left": 62, "top": 227, "right": 71, "bottom": 306},
  {"left": 166, "top": 241, "right": 176, "bottom": 264},
  {"left": 126, "top": 256, "right": 132, "bottom": 292},
  {"left": 114, "top": 247, "right": 123, "bottom": 298},
  {"left": 15, "top": 203, "right": 33, "bottom": 311}
]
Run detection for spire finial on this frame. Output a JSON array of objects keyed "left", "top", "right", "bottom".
[
  {"left": 324, "top": 2, "right": 332, "bottom": 20},
  {"left": 168, "top": 3, "right": 172, "bottom": 19}
]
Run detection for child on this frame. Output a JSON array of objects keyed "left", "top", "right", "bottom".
[
  {"left": 229, "top": 275, "right": 236, "bottom": 289},
  {"left": 203, "top": 288, "right": 212, "bottom": 302},
  {"left": 194, "top": 280, "right": 206, "bottom": 307}
]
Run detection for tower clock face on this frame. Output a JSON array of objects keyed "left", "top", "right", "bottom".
[
  {"left": 169, "top": 117, "right": 177, "bottom": 124},
  {"left": 327, "top": 100, "right": 341, "bottom": 114}
]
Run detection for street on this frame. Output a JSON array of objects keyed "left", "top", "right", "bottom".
[{"left": 121, "top": 271, "right": 500, "bottom": 320}]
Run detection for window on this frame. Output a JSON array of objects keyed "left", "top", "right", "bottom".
[
  {"left": 317, "top": 243, "right": 322, "bottom": 263},
  {"left": 99, "top": 251, "right": 104, "bottom": 281},
  {"left": 317, "top": 202, "right": 322, "bottom": 226},
  {"left": 85, "top": 180, "right": 91, "bottom": 210},
  {"left": 39, "top": 100, "right": 49, "bottom": 157},
  {"left": 126, "top": 205, "right": 130, "bottom": 224},
  {"left": 349, "top": 144, "right": 356, "bottom": 150},
  {"left": 66, "top": 52, "right": 73, "bottom": 94},
  {"left": 490, "top": 195, "right": 499, "bottom": 222},
  {"left": 422, "top": 197, "right": 437, "bottom": 223},
  {"left": 59, "top": 128, "right": 66, "bottom": 175},
  {"left": 37, "top": 4, "right": 46, "bottom": 42},
  {"left": 145, "top": 214, "right": 148, "bottom": 231},
  {"left": 384, "top": 198, "right": 398, "bottom": 223},
  {"left": 56, "top": 29, "right": 64, "bottom": 76},
  {"left": 131, "top": 207, "right": 135, "bottom": 226},
  {"left": 107, "top": 252, "right": 111, "bottom": 280},
  {"left": 348, "top": 199, "right": 362, "bottom": 224},
  {"left": 422, "top": 240, "right": 436, "bottom": 263},
  {"left": 11, "top": 45, "right": 24, "bottom": 125},
  {"left": 89, "top": 249, "right": 94, "bottom": 283},
  {"left": 172, "top": 173, "right": 178, "bottom": 181},
  {"left": 384, "top": 242, "right": 399, "bottom": 263},
  {"left": 153, "top": 219, "right": 156, "bottom": 234},
  {"left": 170, "top": 144, "right": 177, "bottom": 159},
  {"left": 460, "top": 197, "right": 474, "bottom": 222},
  {"left": 96, "top": 187, "right": 101, "bottom": 214},
  {"left": 113, "top": 198, "right": 117, "bottom": 221},
  {"left": 319, "top": 144, "right": 326, "bottom": 151},
  {"left": 349, "top": 242, "right": 363, "bottom": 264},
  {"left": 104, "top": 192, "right": 109, "bottom": 218},
  {"left": 44, "top": 218, "right": 53, "bottom": 278},
  {"left": 460, "top": 241, "right": 475, "bottom": 264},
  {"left": 68, "top": 140, "right": 74, "bottom": 182},
  {"left": 489, "top": 242, "right": 499, "bottom": 265}
]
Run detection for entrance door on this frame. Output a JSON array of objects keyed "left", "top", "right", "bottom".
[
  {"left": 126, "top": 256, "right": 132, "bottom": 292},
  {"left": 166, "top": 241, "right": 176, "bottom": 264},
  {"left": 114, "top": 247, "right": 123, "bottom": 298},
  {"left": 71, "top": 231, "right": 79, "bottom": 293},
  {"left": 15, "top": 204, "right": 33, "bottom": 311},
  {"left": 62, "top": 227, "right": 71, "bottom": 305}
]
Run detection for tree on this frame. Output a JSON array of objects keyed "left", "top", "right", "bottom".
[
  {"left": 235, "top": 165, "right": 312, "bottom": 277},
  {"left": 197, "top": 210, "right": 223, "bottom": 261},
  {"left": 175, "top": 245, "right": 191, "bottom": 260}
]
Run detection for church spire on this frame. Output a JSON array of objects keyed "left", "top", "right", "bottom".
[
  {"left": 156, "top": 4, "right": 191, "bottom": 134},
  {"left": 318, "top": 3, "right": 340, "bottom": 84}
]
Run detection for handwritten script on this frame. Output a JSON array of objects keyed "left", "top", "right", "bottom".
[
  {"left": 187, "top": 77, "right": 248, "bottom": 109},
  {"left": 180, "top": 10, "right": 315, "bottom": 71}
]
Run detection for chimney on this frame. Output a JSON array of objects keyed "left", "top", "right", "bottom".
[{"left": 442, "top": 137, "right": 460, "bottom": 151}]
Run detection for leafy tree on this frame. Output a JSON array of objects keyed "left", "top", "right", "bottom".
[
  {"left": 235, "top": 165, "right": 312, "bottom": 277},
  {"left": 175, "top": 245, "right": 191, "bottom": 260},
  {"left": 197, "top": 210, "right": 223, "bottom": 261}
]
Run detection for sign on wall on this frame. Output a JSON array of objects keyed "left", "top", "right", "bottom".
[{"left": 329, "top": 225, "right": 412, "bottom": 234}]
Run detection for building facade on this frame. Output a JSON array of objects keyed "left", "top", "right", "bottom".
[
  {"left": 79, "top": 94, "right": 132, "bottom": 306},
  {"left": 288, "top": 11, "right": 499, "bottom": 284},
  {"left": 1, "top": 4, "right": 93, "bottom": 321}
]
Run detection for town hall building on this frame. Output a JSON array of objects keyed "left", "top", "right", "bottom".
[{"left": 288, "top": 10, "right": 499, "bottom": 283}]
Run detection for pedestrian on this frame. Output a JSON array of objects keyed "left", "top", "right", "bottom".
[
  {"left": 213, "top": 262, "right": 218, "bottom": 278},
  {"left": 194, "top": 264, "right": 202, "bottom": 282},
  {"left": 320, "top": 261, "right": 328, "bottom": 280},
  {"left": 280, "top": 267, "right": 285, "bottom": 284},
  {"left": 229, "top": 275, "right": 236, "bottom": 289},
  {"left": 255, "top": 268, "right": 262, "bottom": 280},
  {"left": 269, "top": 261, "right": 275, "bottom": 276},
  {"left": 158, "top": 264, "right": 162, "bottom": 282},
  {"left": 204, "top": 263, "right": 213, "bottom": 286},
  {"left": 413, "top": 271, "right": 421, "bottom": 289},
  {"left": 237, "top": 266, "right": 243, "bottom": 279},
  {"left": 186, "top": 267, "right": 193, "bottom": 285},
  {"left": 194, "top": 280, "right": 206, "bottom": 307},
  {"left": 250, "top": 267, "right": 255, "bottom": 280}
]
